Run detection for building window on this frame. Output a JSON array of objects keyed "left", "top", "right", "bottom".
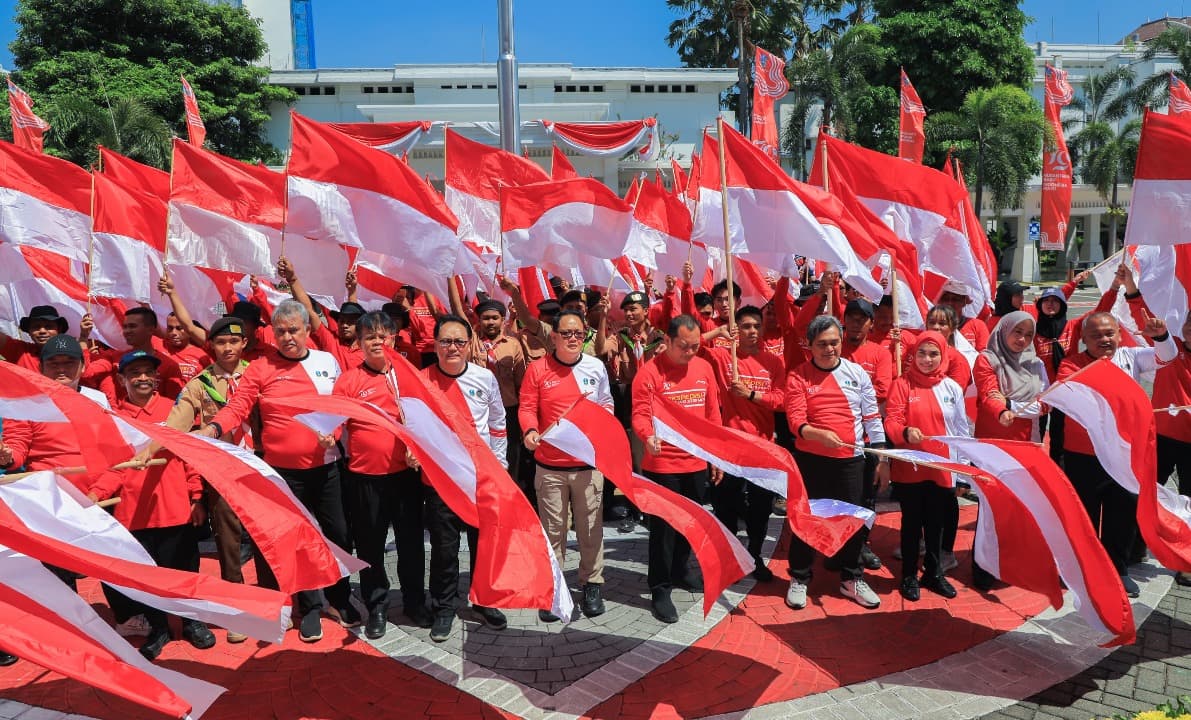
[
  {"left": 379, "top": 86, "right": 390, "bottom": 93},
  {"left": 324, "top": 86, "right": 336, "bottom": 95},
  {"left": 644, "top": 85, "right": 654, "bottom": 93},
  {"left": 295, "top": 87, "right": 306, "bottom": 95},
  {"left": 555, "top": 85, "right": 562, "bottom": 92},
  {"left": 566, "top": 85, "right": 576, "bottom": 92},
  {"left": 593, "top": 85, "right": 604, "bottom": 92},
  {"left": 472, "top": 84, "right": 483, "bottom": 89},
  {"left": 579, "top": 85, "right": 589, "bottom": 92},
  {"left": 363, "top": 86, "right": 374, "bottom": 94},
  {"left": 630, "top": 84, "right": 641, "bottom": 93},
  {"left": 659, "top": 85, "right": 668, "bottom": 93},
  {"left": 671, "top": 85, "right": 682, "bottom": 93},
  {"left": 686, "top": 85, "right": 696, "bottom": 93},
  {"left": 308, "top": 86, "right": 321, "bottom": 95},
  {"left": 441, "top": 84, "right": 452, "bottom": 89},
  {"left": 519, "top": 84, "right": 527, "bottom": 89},
  {"left": 487, "top": 84, "right": 496, "bottom": 89}
]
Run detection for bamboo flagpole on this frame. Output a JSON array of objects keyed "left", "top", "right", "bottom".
[
  {"left": 890, "top": 265, "right": 902, "bottom": 376},
  {"left": 715, "top": 116, "right": 739, "bottom": 378},
  {"left": 0, "top": 458, "right": 168, "bottom": 485},
  {"left": 1158, "top": 404, "right": 1191, "bottom": 415},
  {"left": 819, "top": 136, "right": 833, "bottom": 316},
  {"left": 86, "top": 169, "right": 97, "bottom": 314}
]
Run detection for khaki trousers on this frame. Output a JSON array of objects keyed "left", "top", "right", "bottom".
[{"left": 535, "top": 466, "right": 605, "bottom": 585}]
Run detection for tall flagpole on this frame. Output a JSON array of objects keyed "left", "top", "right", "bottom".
[
  {"left": 819, "top": 136, "right": 833, "bottom": 316},
  {"left": 496, "top": 0, "right": 521, "bottom": 154},
  {"left": 716, "top": 116, "right": 738, "bottom": 378}
]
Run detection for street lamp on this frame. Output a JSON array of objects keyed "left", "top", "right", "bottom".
[
  {"left": 733, "top": 0, "right": 752, "bottom": 135},
  {"left": 496, "top": 0, "right": 520, "bottom": 154}
]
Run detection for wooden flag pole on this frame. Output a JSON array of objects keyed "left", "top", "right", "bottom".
[
  {"left": 890, "top": 265, "right": 903, "bottom": 376},
  {"left": 1157, "top": 404, "right": 1191, "bottom": 415},
  {"left": 86, "top": 169, "right": 97, "bottom": 314},
  {"left": 715, "top": 116, "right": 739, "bottom": 379},
  {"left": 0, "top": 458, "right": 168, "bottom": 485},
  {"left": 819, "top": 136, "right": 833, "bottom": 316}
]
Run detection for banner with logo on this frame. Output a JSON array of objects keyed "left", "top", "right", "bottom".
[
  {"left": 750, "top": 46, "right": 788, "bottom": 164},
  {"left": 1040, "top": 64, "right": 1074, "bottom": 252}
]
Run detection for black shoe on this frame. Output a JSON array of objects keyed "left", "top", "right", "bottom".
[
  {"left": 365, "top": 607, "right": 388, "bottom": 640},
  {"left": 1120, "top": 574, "right": 1140, "bottom": 598},
  {"left": 405, "top": 604, "right": 434, "bottom": 629},
  {"left": 299, "top": 609, "right": 323, "bottom": 643},
  {"left": 673, "top": 574, "right": 704, "bottom": 593},
  {"left": 617, "top": 516, "right": 638, "bottom": 534},
  {"left": 429, "top": 612, "right": 454, "bottom": 642},
  {"left": 181, "top": 621, "right": 216, "bottom": 650},
  {"left": 334, "top": 604, "right": 363, "bottom": 628},
  {"left": 972, "top": 564, "right": 996, "bottom": 592},
  {"left": 1176, "top": 571, "right": 1191, "bottom": 587},
  {"left": 472, "top": 605, "right": 508, "bottom": 630},
  {"left": 651, "top": 588, "right": 679, "bottom": 623},
  {"left": 538, "top": 609, "right": 561, "bottom": 623},
  {"left": 752, "top": 557, "right": 775, "bottom": 582},
  {"left": 860, "top": 545, "right": 882, "bottom": 571},
  {"left": 0, "top": 653, "right": 15, "bottom": 667},
  {"left": 921, "top": 574, "right": 958, "bottom": 599},
  {"left": 899, "top": 576, "right": 920, "bottom": 602},
  {"left": 606, "top": 504, "right": 629, "bottom": 521},
  {"left": 139, "top": 628, "right": 171, "bottom": 661},
  {"left": 581, "top": 583, "right": 606, "bottom": 617}
]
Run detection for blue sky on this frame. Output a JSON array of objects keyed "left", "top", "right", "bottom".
[{"left": 0, "top": 1, "right": 1189, "bottom": 71}]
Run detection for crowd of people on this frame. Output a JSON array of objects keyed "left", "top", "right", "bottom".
[{"left": 0, "top": 256, "right": 1188, "bottom": 665}]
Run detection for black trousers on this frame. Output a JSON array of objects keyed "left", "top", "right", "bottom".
[
  {"left": 1044, "top": 410, "right": 1066, "bottom": 467},
  {"left": 941, "top": 491, "right": 960, "bottom": 553},
  {"left": 1065, "top": 451, "right": 1137, "bottom": 574},
  {"left": 1159, "top": 434, "right": 1191, "bottom": 496},
  {"left": 507, "top": 406, "right": 538, "bottom": 507},
  {"left": 349, "top": 469, "right": 426, "bottom": 612},
  {"left": 787, "top": 452, "right": 867, "bottom": 582},
  {"left": 425, "top": 486, "right": 480, "bottom": 616},
  {"left": 893, "top": 481, "right": 950, "bottom": 579},
  {"left": 255, "top": 463, "right": 352, "bottom": 616},
  {"left": 712, "top": 473, "right": 774, "bottom": 559},
  {"left": 104, "top": 524, "right": 200, "bottom": 631},
  {"left": 774, "top": 412, "right": 794, "bottom": 450},
  {"left": 644, "top": 469, "right": 707, "bottom": 591}
]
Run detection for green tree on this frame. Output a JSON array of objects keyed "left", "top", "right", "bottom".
[
  {"left": 1130, "top": 25, "right": 1191, "bottom": 112},
  {"left": 10, "top": 0, "right": 294, "bottom": 165},
  {"left": 786, "top": 23, "right": 888, "bottom": 138},
  {"left": 928, "top": 85, "right": 1048, "bottom": 216},
  {"left": 43, "top": 95, "right": 173, "bottom": 169},
  {"left": 666, "top": 0, "right": 811, "bottom": 67}
]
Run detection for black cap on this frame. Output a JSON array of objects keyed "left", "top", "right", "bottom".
[
  {"left": 118, "top": 349, "right": 162, "bottom": 374},
  {"left": 332, "top": 301, "right": 367, "bottom": 319},
  {"left": 536, "top": 300, "right": 561, "bottom": 317},
  {"left": 39, "top": 334, "right": 83, "bottom": 362},
  {"left": 560, "top": 289, "right": 590, "bottom": 307},
  {"left": 475, "top": 299, "right": 507, "bottom": 317},
  {"left": 20, "top": 305, "right": 68, "bottom": 334},
  {"left": 229, "top": 301, "right": 263, "bottom": 327},
  {"left": 844, "top": 298, "right": 875, "bottom": 318},
  {"left": 208, "top": 316, "right": 248, "bottom": 339},
  {"left": 620, "top": 291, "right": 649, "bottom": 309},
  {"left": 999, "top": 280, "right": 1026, "bottom": 296}
]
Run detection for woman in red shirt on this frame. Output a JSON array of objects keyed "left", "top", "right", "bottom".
[
  {"left": 884, "top": 332, "right": 969, "bottom": 602},
  {"left": 974, "top": 311, "right": 1049, "bottom": 442}
]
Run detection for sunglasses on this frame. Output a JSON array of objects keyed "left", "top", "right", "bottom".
[
  {"left": 556, "top": 329, "right": 585, "bottom": 339},
  {"left": 437, "top": 338, "right": 469, "bottom": 348}
]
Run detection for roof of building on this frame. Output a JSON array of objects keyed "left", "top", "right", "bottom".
[
  {"left": 268, "top": 63, "right": 738, "bottom": 85},
  {"left": 1120, "top": 16, "right": 1191, "bottom": 44}
]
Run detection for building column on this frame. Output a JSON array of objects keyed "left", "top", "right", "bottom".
[
  {"left": 1009, "top": 215, "right": 1039, "bottom": 283},
  {"left": 1084, "top": 213, "right": 1104, "bottom": 263},
  {"left": 602, "top": 158, "right": 618, "bottom": 192}
]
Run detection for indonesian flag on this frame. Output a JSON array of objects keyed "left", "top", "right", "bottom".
[
  {"left": 694, "top": 126, "right": 883, "bottom": 301},
  {"left": 551, "top": 145, "right": 579, "bottom": 180},
  {"left": 0, "top": 547, "right": 223, "bottom": 719},
  {"left": 1041, "top": 64, "right": 1075, "bottom": 252},
  {"left": 516, "top": 266, "right": 556, "bottom": 311},
  {"left": 949, "top": 156, "right": 1000, "bottom": 301},
  {"left": 180, "top": 75, "right": 206, "bottom": 147},
  {"left": 632, "top": 177, "right": 703, "bottom": 281},
  {"left": 1171, "top": 73, "right": 1191, "bottom": 116},
  {"left": 0, "top": 471, "right": 291, "bottom": 643},
  {"left": 286, "top": 112, "right": 459, "bottom": 301},
  {"left": 542, "top": 118, "right": 659, "bottom": 161},
  {"left": 670, "top": 158, "right": 688, "bottom": 195},
  {"left": 936, "top": 436, "right": 1136, "bottom": 647},
  {"left": 99, "top": 145, "right": 170, "bottom": 198},
  {"left": 898, "top": 69, "right": 926, "bottom": 164},
  {"left": 750, "top": 46, "right": 788, "bottom": 163},
  {"left": 1043, "top": 360, "right": 1191, "bottom": 572},
  {"left": 0, "top": 139, "right": 91, "bottom": 263},
  {"left": 814, "top": 133, "right": 993, "bottom": 311},
  {"left": 650, "top": 396, "right": 874, "bottom": 556},
  {"left": 542, "top": 398, "right": 753, "bottom": 616},
  {"left": 327, "top": 120, "right": 432, "bottom": 156},
  {"left": 1125, "top": 110, "right": 1191, "bottom": 247},
  {"left": 6, "top": 77, "right": 49, "bottom": 154},
  {"left": 0, "top": 362, "right": 366, "bottom": 595},
  {"left": 1091, "top": 249, "right": 1143, "bottom": 339},
  {"left": 1136, "top": 243, "right": 1191, "bottom": 333},
  {"left": 90, "top": 172, "right": 167, "bottom": 303}
]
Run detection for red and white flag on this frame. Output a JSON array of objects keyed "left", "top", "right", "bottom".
[
  {"left": 898, "top": 69, "right": 926, "bottom": 164},
  {"left": 99, "top": 145, "right": 170, "bottom": 198},
  {"left": 750, "top": 46, "right": 788, "bottom": 163},
  {"left": 0, "top": 139, "right": 91, "bottom": 262},
  {"left": 1042, "top": 360, "right": 1191, "bottom": 572},
  {"left": 542, "top": 118, "right": 659, "bottom": 160},
  {"left": 180, "top": 75, "right": 206, "bottom": 147},
  {"left": 6, "top": 77, "right": 49, "bottom": 153},
  {"left": 632, "top": 177, "right": 703, "bottom": 281},
  {"left": 1041, "top": 64, "right": 1075, "bottom": 252},
  {"left": 1171, "top": 73, "right": 1191, "bottom": 116},
  {"left": 446, "top": 129, "right": 548, "bottom": 256},
  {"left": 670, "top": 158, "right": 688, "bottom": 195},
  {"left": 813, "top": 133, "right": 993, "bottom": 312},
  {"left": 516, "top": 266, "right": 556, "bottom": 311},
  {"left": 327, "top": 120, "right": 432, "bottom": 156},
  {"left": 650, "top": 396, "right": 874, "bottom": 556},
  {"left": 948, "top": 156, "right": 1000, "bottom": 302},
  {"left": 694, "top": 127, "right": 883, "bottom": 301},
  {"left": 542, "top": 398, "right": 754, "bottom": 616},
  {"left": 0, "top": 547, "right": 223, "bottom": 719},
  {"left": 1125, "top": 109, "right": 1191, "bottom": 247},
  {"left": 90, "top": 172, "right": 167, "bottom": 303},
  {"left": 1136, "top": 243, "right": 1191, "bottom": 333},
  {"left": 287, "top": 112, "right": 460, "bottom": 301},
  {"left": 551, "top": 145, "right": 579, "bottom": 180}
]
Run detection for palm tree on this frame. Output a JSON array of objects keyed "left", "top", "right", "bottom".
[
  {"left": 927, "top": 85, "right": 1048, "bottom": 216},
  {"left": 786, "top": 23, "right": 886, "bottom": 138},
  {"left": 1129, "top": 25, "right": 1191, "bottom": 111},
  {"left": 43, "top": 95, "right": 172, "bottom": 169},
  {"left": 1067, "top": 67, "right": 1136, "bottom": 253},
  {"left": 665, "top": 0, "right": 810, "bottom": 68}
]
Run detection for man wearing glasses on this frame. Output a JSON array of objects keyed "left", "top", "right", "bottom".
[{"left": 520, "top": 310, "right": 614, "bottom": 622}]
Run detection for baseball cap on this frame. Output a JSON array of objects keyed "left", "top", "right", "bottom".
[
  {"left": 39, "top": 334, "right": 83, "bottom": 362},
  {"left": 844, "top": 298, "right": 874, "bottom": 318},
  {"left": 208, "top": 316, "right": 248, "bottom": 339},
  {"left": 118, "top": 349, "right": 162, "bottom": 374}
]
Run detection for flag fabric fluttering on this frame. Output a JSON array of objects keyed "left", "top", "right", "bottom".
[
  {"left": 90, "top": 172, "right": 167, "bottom": 303},
  {"left": 6, "top": 77, "right": 49, "bottom": 154},
  {"left": 750, "top": 46, "right": 788, "bottom": 163},
  {"left": 551, "top": 144, "right": 579, "bottom": 180},
  {"left": 1135, "top": 243, "right": 1191, "bottom": 334},
  {"left": 1171, "top": 73, "right": 1191, "bottom": 116},
  {"left": 1125, "top": 109, "right": 1191, "bottom": 247},
  {"left": 180, "top": 75, "right": 206, "bottom": 147},
  {"left": 1041, "top": 65, "right": 1075, "bottom": 252},
  {"left": 897, "top": 69, "right": 926, "bottom": 164}
]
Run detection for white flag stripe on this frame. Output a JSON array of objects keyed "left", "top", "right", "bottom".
[
  {"left": 398, "top": 397, "right": 479, "bottom": 504},
  {"left": 1124, "top": 178, "right": 1191, "bottom": 247},
  {"left": 1042, "top": 383, "right": 1141, "bottom": 493},
  {"left": 0, "top": 186, "right": 91, "bottom": 263},
  {"left": 503, "top": 201, "right": 636, "bottom": 275},
  {"left": 967, "top": 482, "right": 1003, "bottom": 579},
  {"left": 90, "top": 231, "right": 164, "bottom": 303},
  {"left": 168, "top": 201, "right": 276, "bottom": 277}
]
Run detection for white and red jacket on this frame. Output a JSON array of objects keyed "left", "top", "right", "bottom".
[
  {"left": 841, "top": 340, "right": 893, "bottom": 404},
  {"left": 1058, "top": 335, "right": 1179, "bottom": 456},
  {"left": 210, "top": 348, "right": 341, "bottom": 470},
  {"left": 520, "top": 353, "right": 614, "bottom": 469},
  {"left": 884, "top": 376, "right": 971, "bottom": 486},
  {"left": 702, "top": 345, "right": 784, "bottom": 439},
  {"left": 631, "top": 353, "right": 721, "bottom": 474},
  {"left": 334, "top": 362, "right": 410, "bottom": 476},
  {"left": 785, "top": 358, "right": 886, "bottom": 459},
  {"left": 1154, "top": 341, "right": 1191, "bottom": 443},
  {"left": 424, "top": 362, "right": 508, "bottom": 467}
]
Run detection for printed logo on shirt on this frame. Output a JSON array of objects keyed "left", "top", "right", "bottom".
[
  {"left": 663, "top": 388, "right": 707, "bottom": 408},
  {"left": 468, "top": 387, "right": 486, "bottom": 400},
  {"left": 357, "top": 388, "right": 376, "bottom": 399},
  {"left": 314, "top": 370, "right": 331, "bottom": 378},
  {"left": 543, "top": 379, "right": 562, "bottom": 390}
]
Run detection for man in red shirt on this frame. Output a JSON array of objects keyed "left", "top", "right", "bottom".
[
  {"left": 83, "top": 308, "right": 185, "bottom": 405},
  {"left": 632, "top": 315, "right": 723, "bottom": 623},
  {"left": 334, "top": 312, "right": 430, "bottom": 639},
  {"left": 938, "top": 281, "right": 990, "bottom": 351},
  {"left": 88, "top": 350, "right": 216, "bottom": 661},
  {"left": 160, "top": 312, "right": 212, "bottom": 384},
  {"left": 521, "top": 310, "right": 615, "bottom": 622},
  {"left": 0, "top": 305, "right": 81, "bottom": 372}
]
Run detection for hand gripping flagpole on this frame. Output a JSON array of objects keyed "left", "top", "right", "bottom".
[{"left": 715, "top": 116, "right": 739, "bottom": 379}]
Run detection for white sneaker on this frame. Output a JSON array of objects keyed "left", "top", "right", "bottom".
[
  {"left": 785, "top": 579, "right": 807, "bottom": 609},
  {"left": 940, "top": 551, "right": 959, "bottom": 573},
  {"left": 840, "top": 578, "right": 881, "bottom": 609},
  {"left": 115, "top": 614, "right": 151, "bottom": 637}
]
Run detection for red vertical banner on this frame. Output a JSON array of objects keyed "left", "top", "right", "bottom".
[
  {"left": 750, "top": 46, "right": 788, "bottom": 164},
  {"left": 1171, "top": 73, "right": 1191, "bottom": 116},
  {"left": 1041, "top": 64, "right": 1074, "bottom": 252},
  {"left": 180, "top": 75, "right": 206, "bottom": 147},
  {"left": 6, "top": 77, "right": 49, "bottom": 153},
  {"left": 898, "top": 69, "right": 926, "bottom": 163}
]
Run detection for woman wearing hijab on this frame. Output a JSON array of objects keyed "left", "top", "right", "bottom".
[
  {"left": 884, "top": 332, "right": 970, "bottom": 601},
  {"left": 975, "top": 311, "right": 1049, "bottom": 442}
]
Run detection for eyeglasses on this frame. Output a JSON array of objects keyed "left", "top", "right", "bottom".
[
  {"left": 437, "top": 338, "right": 469, "bottom": 348},
  {"left": 555, "top": 329, "right": 585, "bottom": 339}
]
